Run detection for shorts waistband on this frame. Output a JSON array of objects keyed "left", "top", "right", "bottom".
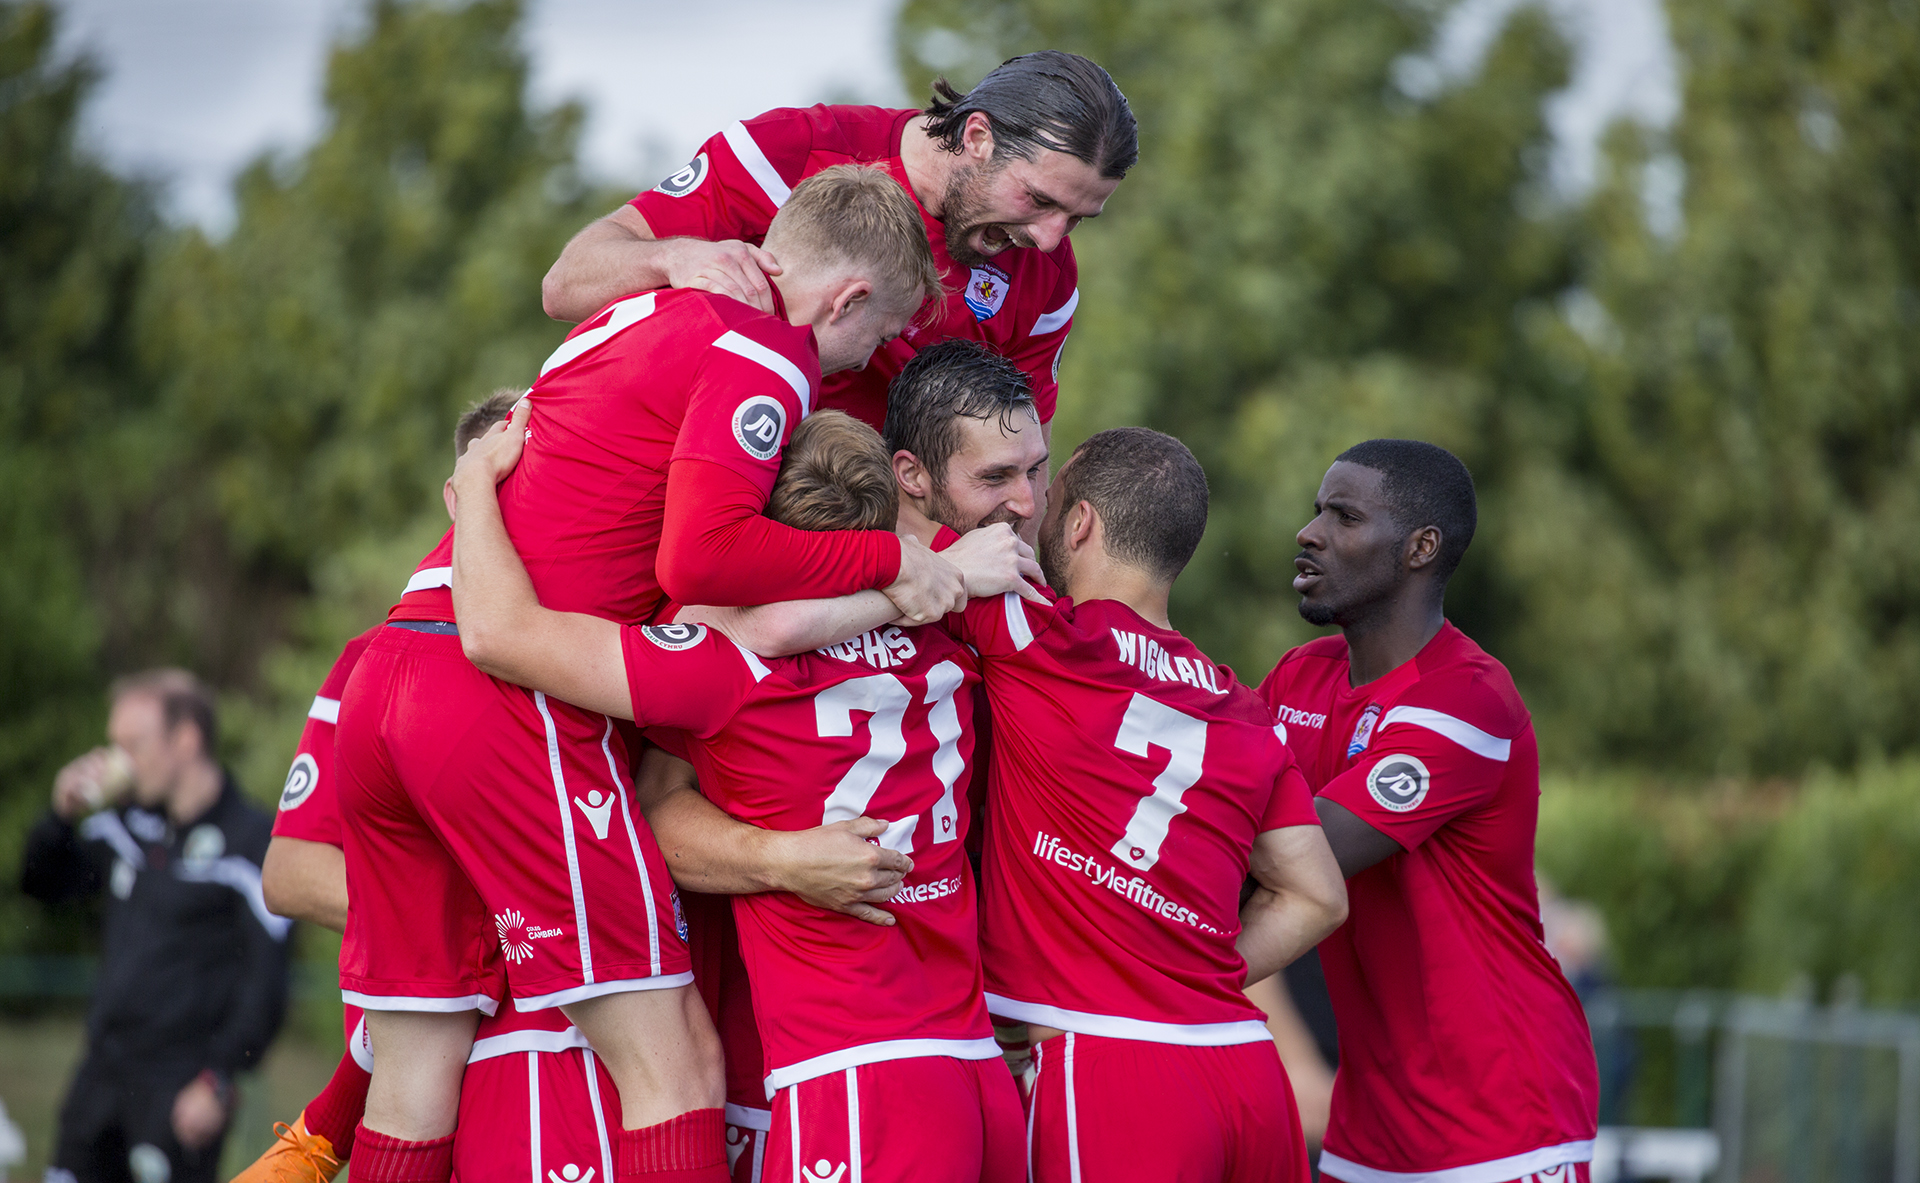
[{"left": 387, "top": 620, "right": 459, "bottom": 635}]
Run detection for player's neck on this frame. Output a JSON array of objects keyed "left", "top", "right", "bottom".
[
  {"left": 1340, "top": 597, "right": 1445, "bottom": 688},
  {"left": 1065, "top": 558, "right": 1172, "bottom": 630},
  {"left": 898, "top": 117, "right": 951, "bottom": 216}
]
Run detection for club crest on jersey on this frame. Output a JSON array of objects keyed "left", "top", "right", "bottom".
[
  {"left": 642, "top": 623, "right": 707, "bottom": 651},
  {"left": 731, "top": 395, "right": 786, "bottom": 461},
  {"left": 672, "top": 890, "right": 688, "bottom": 942},
  {"left": 655, "top": 152, "right": 708, "bottom": 197},
  {"left": 280, "top": 753, "right": 319, "bottom": 811},
  {"left": 1367, "top": 754, "right": 1430, "bottom": 812},
  {"left": 1347, "top": 703, "right": 1382, "bottom": 758},
  {"left": 964, "top": 264, "right": 1011, "bottom": 321}
]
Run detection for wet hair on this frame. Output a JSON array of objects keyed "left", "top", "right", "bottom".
[
  {"left": 1060, "top": 427, "right": 1209, "bottom": 581},
  {"left": 456, "top": 388, "right": 522, "bottom": 457},
  {"left": 765, "top": 411, "right": 899, "bottom": 533},
  {"left": 1334, "top": 439, "right": 1477, "bottom": 582},
  {"left": 109, "top": 669, "right": 218, "bottom": 757},
  {"left": 924, "top": 51, "right": 1138, "bottom": 180},
  {"left": 883, "top": 340, "right": 1037, "bottom": 484},
  {"left": 764, "top": 164, "right": 943, "bottom": 311}
]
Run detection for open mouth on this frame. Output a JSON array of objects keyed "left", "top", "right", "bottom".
[{"left": 1293, "top": 557, "right": 1323, "bottom": 593}]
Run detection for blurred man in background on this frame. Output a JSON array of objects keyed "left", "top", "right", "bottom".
[{"left": 22, "top": 671, "right": 289, "bottom": 1183}]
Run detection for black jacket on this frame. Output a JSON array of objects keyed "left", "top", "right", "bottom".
[{"left": 21, "top": 775, "right": 290, "bottom": 1085}]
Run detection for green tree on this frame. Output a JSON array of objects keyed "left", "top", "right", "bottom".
[
  {"left": 0, "top": 1, "right": 157, "bottom": 950},
  {"left": 1504, "top": 0, "right": 1920, "bottom": 772}
]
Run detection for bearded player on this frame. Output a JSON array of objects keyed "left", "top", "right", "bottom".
[
  {"left": 333, "top": 166, "right": 983, "bottom": 1183},
  {"left": 541, "top": 52, "right": 1136, "bottom": 444},
  {"left": 1260, "top": 441, "right": 1598, "bottom": 1183},
  {"left": 447, "top": 407, "right": 1041, "bottom": 1182}
]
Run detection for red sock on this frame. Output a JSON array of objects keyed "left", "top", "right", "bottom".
[
  {"left": 616, "top": 1108, "right": 728, "bottom": 1183},
  {"left": 349, "top": 1126, "right": 454, "bottom": 1183},
  {"left": 302, "top": 1051, "right": 372, "bottom": 1158}
]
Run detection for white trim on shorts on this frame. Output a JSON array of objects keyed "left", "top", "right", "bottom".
[
  {"left": 726, "top": 1103, "right": 773, "bottom": 1132},
  {"left": 1318, "top": 1141, "right": 1596, "bottom": 1183},
  {"left": 762, "top": 1036, "right": 1002, "bottom": 1096},
  {"left": 512, "top": 971, "right": 695, "bottom": 1012},
  {"left": 342, "top": 989, "right": 500, "bottom": 1016},
  {"left": 584, "top": 1046, "right": 617, "bottom": 1183},
  {"left": 527, "top": 1053, "right": 542, "bottom": 1183},
  {"left": 985, "top": 994, "right": 1272, "bottom": 1047},
  {"left": 468, "top": 1025, "right": 591, "bottom": 1063},
  {"left": 600, "top": 718, "right": 663, "bottom": 977},
  {"left": 534, "top": 691, "right": 598, "bottom": 986}
]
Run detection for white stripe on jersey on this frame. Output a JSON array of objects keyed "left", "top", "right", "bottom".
[
  {"left": 404, "top": 565, "right": 452, "bottom": 594},
  {"left": 984, "top": 994, "right": 1271, "bottom": 1047},
  {"left": 730, "top": 637, "right": 774, "bottom": 682},
  {"left": 723, "top": 121, "right": 793, "bottom": 209},
  {"left": 308, "top": 695, "right": 340, "bottom": 724},
  {"left": 714, "top": 330, "right": 813, "bottom": 415},
  {"left": 1317, "top": 1140, "right": 1595, "bottom": 1183},
  {"left": 1003, "top": 592, "right": 1035, "bottom": 651},
  {"left": 539, "top": 292, "right": 657, "bottom": 377},
  {"left": 1033, "top": 287, "right": 1080, "bottom": 336},
  {"left": 1379, "top": 705, "right": 1513, "bottom": 762},
  {"left": 467, "top": 1025, "right": 591, "bottom": 1064}
]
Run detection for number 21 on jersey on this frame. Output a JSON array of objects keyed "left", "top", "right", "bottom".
[
  {"left": 1111, "top": 693, "right": 1208, "bottom": 873},
  {"left": 813, "top": 662, "right": 967, "bottom": 854}
]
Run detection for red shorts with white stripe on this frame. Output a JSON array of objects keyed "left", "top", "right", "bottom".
[
  {"left": 765, "top": 1056, "right": 1022, "bottom": 1183},
  {"left": 337, "top": 626, "right": 690, "bottom": 1009},
  {"left": 1027, "top": 1034, "right": 1306, "bottom": 1183},
  {"left": 725, "top": 1105, "right": 770, "bottom": 1183},
  {"left": 451, "top": 1019, "right": 623, "bottom": 1183},
  {"left": 1320, "top": 1159, "right": 1592, "bottom": 1183}
]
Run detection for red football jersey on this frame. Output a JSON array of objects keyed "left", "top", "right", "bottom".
[
  {"left": 1259, "top": 623, "right": 1598, "bottom": 1181},
  {"left": 951, "top": 592, "right": 1319, "bottom": 1043},
  {"left": 393, "top": 287, "right": 888, "bottom": 626},
  {"left": 271, "top": 627, "right": 380, "bottom": 846},
  {"left": 630, "top": 104, "right": 1080, "bottom": 430},
  {"left": 620, "top": 620, "right": 999, "bottom": 1094}
]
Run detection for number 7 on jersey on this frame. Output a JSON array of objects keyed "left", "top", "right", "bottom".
[{"left": 1110, "top": 693, "right": 1208, "bottom": 873}]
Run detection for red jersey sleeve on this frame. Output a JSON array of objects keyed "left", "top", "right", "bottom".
[
  {"left": 621, "top": 623, "right": 766, "bottom": 737},
  {"left": 1317, "top": 676, "right": 1524, "bottom": 850},
  {"left": 1260, "top": 763, "right": 1320, "bottom": 833},
  {"left": 629, "top": 108, "right": 814, "bottom": 241},
  {"left": 271, "top": 628, "right": 378, "bottom": 847},
  {"left": 670, "top": 323, "right": 815, "bottom": 494},
  {"left": 1012, "top": 247, "right": 1078, "bottom": 425}
]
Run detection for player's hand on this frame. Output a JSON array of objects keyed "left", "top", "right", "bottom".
[
  {"left": 446, "top": 397, "right": 532, "bottom": 520},
  {"left": 52, "top": 747, "right": 132, "bottom": 820},
  {"left": 666, "top": 238, "right": 783, "bottom": 315},
  {"left": 767, "top": 817, "right": 914, "bottom": 928},
  {"left": 171, "top": 1073, "right": 227, "bottom": 1150},
  {"left": 941, "top": 523, "right": 1048, "bottom": 603},
  {"left": 883, "top": 537, "right": 967, "bottom": 624}
]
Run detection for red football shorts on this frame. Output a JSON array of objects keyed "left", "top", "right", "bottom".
[
  {"left": 453, "top": 1035, "right": 622, "bottom": 1183},
  {"left": 337, "top": 626, "right": 690, "bottom": 1009},
  {"left": 766, "top": 1056, "right": 1022, "bottom": 1183},
  {"left": 344, "top": 1003, "right": 370, "bottom": 1072},
  {"left": 1489, "top": 1163, "right": 1591, "bottom": 1183},
  {"left": 1028, "top": 1034, "right": 1306, "bottom": 1183}
]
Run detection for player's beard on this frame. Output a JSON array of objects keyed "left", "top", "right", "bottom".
[
  {"left": 1295, "top": 547, "right": 1404, "bottom": 629},
  {"left": 928, "top": 482, "right": 1026, "bottom": 537},
  {"left": 942, "top": 157, "right": 1033, "bottom": 266},
  {"left": 1037, "top": 504, "right": 1070, "bottom": 593}
]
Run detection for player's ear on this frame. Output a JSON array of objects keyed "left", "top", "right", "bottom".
[
  {"left": 443, "top": 476, "right": 458, "bottom": 523},
  {"left": 892, "top": 450, "right": 933, "bottom": 499},
  {"left": 829, "top": 279, "right": 874, "bottom": 325},
  {"left": 1067, "top": 499, "right": 1098, "bottom": 551},
  {"left": 1405, "top": 525, "right": 1441, "bottom": 570},
  {"left": 962, "top": 111, "right": 995, "bottom": 164}
]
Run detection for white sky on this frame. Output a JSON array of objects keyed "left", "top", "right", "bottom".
[{"left": 50, "top": 0, "right": 1676, "bottom": 230}]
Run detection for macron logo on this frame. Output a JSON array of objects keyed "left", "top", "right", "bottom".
[
  {"left": 1111, "top": 629, "right": 1223, "bottom": 693},
  {"left": 1276, "top": 705, "right": 1327, "bottom": 731},
  {"left": 573, "top": 789, "right": 614, "bottom": 840}
]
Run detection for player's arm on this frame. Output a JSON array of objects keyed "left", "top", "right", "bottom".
[
  {"left": 633, "top": 746, "right": 909, "bottom": 926},
  {"left": 677, "top": 523, "right": 1044, "bottom": 657},
  {"left": 260, "top": 837, "right": 347, "bottom": 932},
  {"left": 1238, "top": 824, "right": 1347, "bottom": 984},
  {"left": 449, "top": 409, "right": 632, "bottom": 718},
  {"left": 541, "top": 204, "right": 782, "bottom": 322},
  {"left": 1314, "top": 798, "right": 1405, "bottom": 878}
]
